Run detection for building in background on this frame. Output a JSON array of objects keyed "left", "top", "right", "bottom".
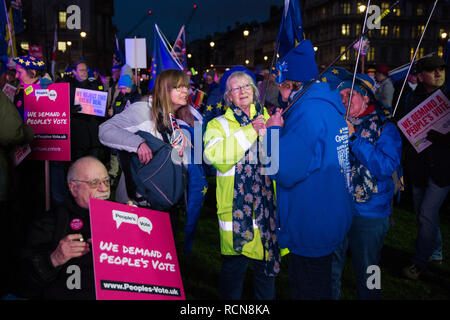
[
  {"left": 15, "top": 0, "right": 115, "bottom": 78},
  {"left": 188, "top": 1, "right": 449, "bottom": 75}
]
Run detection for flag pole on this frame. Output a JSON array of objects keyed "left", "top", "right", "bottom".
[
  {"left": 282, "top": 0, "right": 400, "bottom": 116},
  {"left": 345, "top": 0, "right": 371, "bottom": 121},
  {"left": 392, "top": 0, "right": 439, "bottom": 119}
]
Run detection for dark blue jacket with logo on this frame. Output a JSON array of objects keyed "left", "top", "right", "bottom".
[{"left": 268, "top": 82, "right": 354, "bottom": 258}]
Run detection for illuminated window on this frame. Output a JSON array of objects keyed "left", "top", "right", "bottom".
[
  {"left": 57, "top": 41, "right": 66, "bottom": 52},
  {"left": 355, "top": 24, "right": 362, "bottom": 35},
  {"left": 341, "top": 3, "right": 351, "bottom": 15},
  {"left": 418, "top": 48, "right": 424, "bottom": 59},
  {"left": 438, "top": 46, "right": 444, "bottom": 58},
  {"left": 59, "top": 11, "right": 67, "bottom": 29},
  {"left": 341, "top": 24, "right": 350, "bottom": 36},
  {"left": 393, "top": 8, "right": 401, "bottom": 16},
  {"left": 393, "top": 26, "right": 400, "bottom": 38},
  {"left": 381, "top": 26, "right": 389, "bottom": 36},
  {"left": 381, "top": 2, "right": 390, "bottom": 12},
  {"left": 321, "top": 7, "right": 326, "bottom": 17},
  {"left": 417, "top": 5, "right": 424, "bottom": 16},
  {"left": 20, "top": 42, "right": 29, "bottom": 51},
  {"left": 367, "top": 47, "right": 375, "bottom": 61},
  {"left": 410, "top": 48, "right": 414, "bottom": 61},
  {"left": 340, "top": 46, "right": 348, "bottom": 61},
  {"left": 417, "top": 25, "right": 425, "bottom": 38}
]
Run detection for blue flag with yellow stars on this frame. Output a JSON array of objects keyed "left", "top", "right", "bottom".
[
  {"left": 277, "top": 0, "right": 304, "bottom": 60},
  {"left": 178, "top": 112, "right": 208, "bottom": 256},
  {"left": 149, "top": 24, "right": 183, "bottom": 91}
]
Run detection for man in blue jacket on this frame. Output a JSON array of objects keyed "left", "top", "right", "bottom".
[
  {"left": 325, "top": 67, "right": 402, "bottom": 299},
  {"left": 265, "top": 41, "right": 354, "bottom": 299}
]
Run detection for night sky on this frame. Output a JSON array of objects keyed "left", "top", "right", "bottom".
[{"left": 113, "top": 0, "right": 284, "bottom": 47}]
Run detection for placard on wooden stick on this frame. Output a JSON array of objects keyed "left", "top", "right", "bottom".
[{"left": 125, "top": 38, "right": 147, "bottom": 69}]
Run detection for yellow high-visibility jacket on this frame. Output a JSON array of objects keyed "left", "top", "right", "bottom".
[{"left": 203, "top": 104, "right": 271, "bottom": 259}]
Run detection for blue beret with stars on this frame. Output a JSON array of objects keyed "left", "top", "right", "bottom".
[{"left": 13, "top": 55, "right": 46, "bottom": 70}]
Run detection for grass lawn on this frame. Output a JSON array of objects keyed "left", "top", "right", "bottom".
[{"left": 173, "top": 178, "right": 450, "bottom": 300}]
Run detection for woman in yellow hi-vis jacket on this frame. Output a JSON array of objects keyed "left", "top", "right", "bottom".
[{"left": 203, "top": 70, "right": 281, "bottom": 300}]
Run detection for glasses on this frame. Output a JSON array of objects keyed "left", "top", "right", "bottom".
[
  {"left": 173, "top": 85, "right": 189, "bottom": 92},
  {"left": 72, "top": 178, "right": 111, "bottom": 189},
  {"left": 229, "top": 83, "right": 252, "bottom": 94}
]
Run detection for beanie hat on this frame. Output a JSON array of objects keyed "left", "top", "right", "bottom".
[
  {"left": 275, "top": 40, "right": 319, "bottom": 83},
  {"left": 118, "top": 74, "right": 133, "bottom": 88}
]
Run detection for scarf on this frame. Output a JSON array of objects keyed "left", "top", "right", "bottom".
[
  {"left": 349, "top": 105, "right": 383, "bottom": 203},
  {"left": 230, "top": 103, "right": 281, "bottom": 277}
]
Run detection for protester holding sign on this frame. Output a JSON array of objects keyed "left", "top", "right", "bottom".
[
  {"left": 69, "top": 61, "right": 106, "bottom": 163},
  {"left": 398, "top": 56, "right": 450, "bottom": 280},
  {"left": 203, "top": 70, "right": 281, "bottom": 300},
  {"left": 17, "top": 156, "right": 110, "bottom": 299},
  {"left": 325, "top": 67, "right": 402, "bottom": 300}
]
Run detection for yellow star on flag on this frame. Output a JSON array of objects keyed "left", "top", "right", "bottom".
[
  {"left": 332, "top": 69, "right": 339, "bottom": 75},
  {"left": 206, "top": 105, "right": 213, "bottom": 112},
  {"left": 216, "top": 102, "right": 222, "bottom": 110}
]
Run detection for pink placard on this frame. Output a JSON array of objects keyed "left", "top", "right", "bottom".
[
  {"left": 23, "top": 83, "right": 71, "bottom": 161},
  {"left": 397, "top": 89, "right": 450, "bottom": 153},
  {"left": 89, "top": 199, "right": 185, "bottom": 300}
]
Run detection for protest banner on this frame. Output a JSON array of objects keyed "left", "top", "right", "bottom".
[
  {"left": 13, "top": 144, "right": 31, "bottom": 167},
  {"left": 23, "top": 83, "right": 71, "bottom": 161},
  {"left": 89, "top": 199, "right": 185, "bottom": 300},
  {"left": 397, "top": 89, "right": 450, "bottom": 153},
  {"left": 2, "top": 83, "right": 17, "bottom": 102},
  {"left": 74, "top": 88, "right": 108, "bottom": 117},
  {"left": 125, "top": 38, "right": 147, "bottom": 69},
  {"left": 28, "top": 45, "right": 44, "bottom": 60}
]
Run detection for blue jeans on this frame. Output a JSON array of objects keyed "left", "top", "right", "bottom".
[
  {"left": 289, "top": 253, "right": 332, "bottom": 300},
  {"left": 412, "top": 178, "right": 449, "bottom": 268},
  {"left": 331, "top": 215, "right": 390, "bottom": 300},
  {"left": 219, "top": 255, "right": 275, "bottom": 300}
]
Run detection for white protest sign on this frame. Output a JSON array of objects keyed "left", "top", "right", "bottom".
[
  {"left": 397, "top": 89, "right": 450, "bottom": 153},
  {"left": 74, "top": 88, "right": 108, "bottom": 117},
  {"left": 2, "top": 83, "right": 17, "bottom": 102},
  {"left": 125, "top": 38, "right": 147, "bottom": 69}
]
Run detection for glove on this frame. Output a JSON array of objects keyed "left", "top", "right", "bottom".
[
  {"left": 426, "top": 129, "right": 450, "bottom": 146},
  {"left": 71, "top": 104, "right": 82, "bottom": 114}
]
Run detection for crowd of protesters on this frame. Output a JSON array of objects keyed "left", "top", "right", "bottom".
[{"left": 0, "top": 40, "right": 448, "bottom": 300}]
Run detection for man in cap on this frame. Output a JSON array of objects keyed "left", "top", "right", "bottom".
[
  {"left": 325, "top": 67, "right": 402, "bottom": 299},
  {"left": 265, "top": 41, "right": 354, "bottom": 299},
  {"left": 400, "top": 55, "right": 449, "bottom": 280},
  {"left": 375, "top": 64, "right": 395, "bottom": 109}
]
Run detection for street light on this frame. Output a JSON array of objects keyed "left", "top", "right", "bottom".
[
  {"left": 245, "top": 59, "right": 250, "bottom": 65},
  {"left": 66, "top": 41, "right": 72, "bottom": 46},
  {"left": 441, "top": 32, "right": 448, "bottom": 39},
  {"left": 187, "top": 53, "right": 192, "bottom": 59},
  {"left": 358, "top": 5, "right": 366, "bottom": 13},
  {"left": 243, "top": 29, "right": 250, "bottom": 37},
  {"left": 80, "top": 32, "right": 87, "bottom": 59},
  {"left": 209, "top": 41, "right": 215, "bottom": 48}
]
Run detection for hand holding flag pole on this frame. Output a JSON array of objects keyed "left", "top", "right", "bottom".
[{"left": 281, "top": 0, "right": 400, "bottom": 116}]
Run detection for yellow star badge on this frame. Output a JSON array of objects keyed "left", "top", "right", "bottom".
[
  {"left": 201, "top": 186, "right": 208, "bottom": 196},
  {"left": 332, "top": 69, "right": 339, "bottom": 75}
]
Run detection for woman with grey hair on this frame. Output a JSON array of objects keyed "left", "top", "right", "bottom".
[{"left": 203, "top": 70, "right": 282, "bottom": 300}]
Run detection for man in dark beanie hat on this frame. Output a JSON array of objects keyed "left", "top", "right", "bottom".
[{"left": 375, "top": 64, "right": 395, "bottom": 108}]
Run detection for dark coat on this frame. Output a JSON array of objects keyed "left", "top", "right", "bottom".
[
  {"left": 18, "top": 197, "right": 95, "bottom": 300},
  {"left": 400, "top": 84, "right": 450, "bottom": 187}
]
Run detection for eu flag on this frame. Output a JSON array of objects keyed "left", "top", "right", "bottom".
[
  {"left": 277, "top": 0, "right": 304, "bottom": 59},
  {"left": 149, "top": 24, "right": 183, "bottom": 91}
]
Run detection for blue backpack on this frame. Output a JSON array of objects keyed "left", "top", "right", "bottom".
[{"left": 129, "top": 131, "right": 187, "bottom": 211}]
